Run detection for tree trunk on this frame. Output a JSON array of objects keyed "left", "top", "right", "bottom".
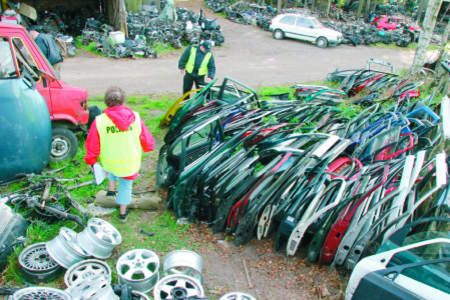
[
  {"left": 410, "top": 0, "right": 443, "bottom": 75},
  {"left": 125, "top": 0, "right": 142, "bottom": 12},
  {"left": 432, "top": 21, "right": 450, "bottom": 95},
  {"left": 416, "top": 0, "right": 427, "bottom": 23},
  {"left": 277, "top": 0, "right": 283, "bottom": 11},
  {"left": 326, "top": 0, "right": 332, "bottom": 16},
  {"left": 356, "top": 0, "right": 366, "bottom": 17},
  {"left": 365, "top": 0, "right": 371, "bottom": 15}
]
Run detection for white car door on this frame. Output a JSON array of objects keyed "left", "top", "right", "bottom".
[
  {"left": 277, "top": 15, "right": 297, "bottom": 39},
  {"left": 295, "top": 17, "right": 317, "bottom": 43}
]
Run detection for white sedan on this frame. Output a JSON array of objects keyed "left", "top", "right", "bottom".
[{"left": 269, "top": 14, "right": 343, "bottom": 48}]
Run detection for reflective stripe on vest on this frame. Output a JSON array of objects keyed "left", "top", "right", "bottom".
[
  {"left": 96, "top": 112, "right": 142, "bottom": 177},
  {"left": 185, "top": 47, "right": 212, "bottom": 76}
]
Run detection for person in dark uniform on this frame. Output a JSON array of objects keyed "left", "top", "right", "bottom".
[{"left": 178, "top": 41, "right": 216, "bottom": 94}]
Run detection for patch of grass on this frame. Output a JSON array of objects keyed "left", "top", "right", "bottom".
[
  {"left": 216, "top": 12, "right": 227, "bottom": 18},
  {"left": 74, "top": 36, "right": 102, "bottom": 56},
  {"left": 257, "top": 85, "right": 295, "bottom": 100},
  {"left": 152, "top": 42, "right": 181, "bottom": 56},
  {"left": 337, "top": 102, "right": 363, "bottom": 119}
]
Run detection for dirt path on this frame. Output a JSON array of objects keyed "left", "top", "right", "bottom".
[{"left": 61, "top": 0, "right": 414, "bottom": 97}]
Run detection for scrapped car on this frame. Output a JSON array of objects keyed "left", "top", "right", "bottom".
[
  {"left": 371, "top": 15, "right": 421, "bottom": 32},
  {"left": 0, "top": 23, "right": 98, "bottom": 161},
  {"left": 269, "top": 14, "right": 343, "bottom": 48},
  {"left": 346, "top": 238, "right": 450, "bottom": 300}
]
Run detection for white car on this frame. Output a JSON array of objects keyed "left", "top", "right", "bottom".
[{"left": 269, "top": 14, "right": 343, "bottom": 48}]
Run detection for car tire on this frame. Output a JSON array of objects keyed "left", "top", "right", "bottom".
[
  {"left": 273, "top": 29, "right": 284, "bottom": 40},
  {"left": 50, "top": 127, "right": 78, "bottom": 161},
  {"left": 316, "top": 37, "right": 328, "bottom": 48}
]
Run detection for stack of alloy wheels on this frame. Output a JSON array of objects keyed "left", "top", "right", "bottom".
[{"left": 13, "top": 219, "right": 255, "bottom": 300}]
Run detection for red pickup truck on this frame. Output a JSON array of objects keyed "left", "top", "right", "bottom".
[{"left": 0, "top": 23, "right": 96, "bottom": 161}]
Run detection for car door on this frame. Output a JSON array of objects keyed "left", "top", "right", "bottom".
[
  {"left": 277, "top": 15, "right": 297, "bottom": 39},
  {"left": 295, "top": 17, "right": 317, "bottom": 43}
]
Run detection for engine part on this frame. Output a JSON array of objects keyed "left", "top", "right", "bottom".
[
  {"left": 46, "top": 227, "right": 90, "bottom": 269},
  {"left": 220, "top": 292, "right": 257, "bottom": 300},
  {"left": 11, "top": 287, "right": 71, "bottom": 300},
  {"left": 77, "top": 218, "right": 122, "bottom": 259},
  {"left": 116, "top": 249, "right": 160, "bottom": 293},
  {"left": 153, "top": 274, "right": 204, "bottom": 300},
  {"left": 163, "top": 250, "right": 203, "bottom": 282},
  {"left": 64, "top": 259, "right": 111, "bottom": 287},
  {"left": 19, "top": 243, "right": 62, "bottom": 283},
  {"left": 66, "top": 274, "right": 118, "bottom": 300}
]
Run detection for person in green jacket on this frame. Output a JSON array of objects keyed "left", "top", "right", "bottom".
[{"left": 178, "top": 41, "right": 216, "bottom": 95}]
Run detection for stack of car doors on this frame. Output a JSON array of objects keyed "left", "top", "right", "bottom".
[{"left": 158, "top": 71, "right": 448, "bottom": 272}]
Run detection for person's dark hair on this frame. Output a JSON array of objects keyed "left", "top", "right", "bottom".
[{"left": 104, "top": 86, "right": 125, "bottom": 107}]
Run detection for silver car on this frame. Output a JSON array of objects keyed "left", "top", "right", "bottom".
[{"left": 269, "top": 14, "right": 343, "bottom": 48}]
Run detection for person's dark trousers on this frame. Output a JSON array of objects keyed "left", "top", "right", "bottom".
[{"left": 183, "top": 72, "right": 205, "bottom": 95}]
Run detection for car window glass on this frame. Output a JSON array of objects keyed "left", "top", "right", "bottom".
[
  {"left": 296, "top": 17, "right": 309, "bottom": 27},
  {"left": 389, "top": 261, "right": 450, "bottom": 294},
  {"left": 11, "top": 37, "right": 39, "bottom": 80},
  {"left": 280, "top": 16, "right": 295, "bottom": 25},
  {"left": 0, "top": 37, "right": 17, "bottom": 79},
  {"left": 388, "top": 242, "right": 449, "bottom": 266}
]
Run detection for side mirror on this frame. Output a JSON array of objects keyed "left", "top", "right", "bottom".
[{"left": 309, "top": 25, "right": 314, "bottom": 29}]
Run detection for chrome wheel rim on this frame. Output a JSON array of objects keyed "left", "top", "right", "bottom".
[
  {"left": 116, "top": 249, "right": 160, "bottom": 293},
  {"left": 153, "top": 274, "right": 204, "bottom": 300},
  {"left": 64, "top": 259, "right": 112, "bottom": 287}
]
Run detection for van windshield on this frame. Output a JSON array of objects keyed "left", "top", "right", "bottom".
[
  {"left": 0, "top": 38, "right": 18, "bottom": 79},
  {"left": 12, "top": 37, "right": 40, "bottom": 81}
]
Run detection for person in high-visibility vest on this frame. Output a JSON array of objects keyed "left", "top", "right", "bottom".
[
  {"left": 84, "top": 87, "right": 155, "bottom": 222},
  {"left": 178, "top": 40, "right": 216, "bottom": 94}
]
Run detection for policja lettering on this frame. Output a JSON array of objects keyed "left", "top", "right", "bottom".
[{"left": 106, "top": 125, "right": 133, "bottom": 134}]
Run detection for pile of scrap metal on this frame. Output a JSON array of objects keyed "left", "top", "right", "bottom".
[
  {"left": 157, "top": 63, "right": 449, "bottom": 272},
  {"left": 323, "top": 15, "right": 420, "bottom": 47},
  {"left": 0, "top": 4, "right": 79, "bottom": 57},
  {"left": 80, "top": 6, "right": 224, "bottom": 59},
  {"left": 206, "top": 0, "right": 278, "bottom": 31}
]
